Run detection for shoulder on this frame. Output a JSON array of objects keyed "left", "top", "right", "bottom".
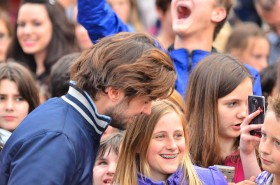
[{"left": 194, "top": 165, "right": 227, "bottom": 185}]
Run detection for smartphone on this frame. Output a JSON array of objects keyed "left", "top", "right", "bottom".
[
  {"left": 248, "top": 95, "right": 265, "bottom": 136},
  {"left": 248, "top": 95, "right": 265, "bottom": 124},
  {"left": 214, "top": 165, "right": 235, "bottom": 182}
]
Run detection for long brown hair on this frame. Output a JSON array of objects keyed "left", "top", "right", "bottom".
[
  {"left": 0, "top": 62, "right": 40, "bottom": 112},
  {"left": 71, "top": 32, "right": 176, "bottom": 101},
  {"left": 185, "top": 53, "right": 252, "bottom": 167}
]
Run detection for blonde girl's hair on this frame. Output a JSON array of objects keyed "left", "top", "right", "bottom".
[{"left": 114, "top": 99, "right": 202, "bottom": 185}]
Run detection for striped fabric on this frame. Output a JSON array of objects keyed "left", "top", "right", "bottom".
[{"left": 62, "top": 81, "right": 111, "bottom": 135}]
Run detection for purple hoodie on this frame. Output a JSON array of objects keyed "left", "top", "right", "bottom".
[{"left": 137, "top": 165, "right": 227, "bottom": 185}]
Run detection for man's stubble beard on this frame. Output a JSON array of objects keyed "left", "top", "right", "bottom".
[{"left": 103, "top": 98, "right": 131, "bottom": 130}]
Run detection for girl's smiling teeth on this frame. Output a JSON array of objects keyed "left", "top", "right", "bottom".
[{"left": 160, "top": 154, "right": 178, "bottom": 159}]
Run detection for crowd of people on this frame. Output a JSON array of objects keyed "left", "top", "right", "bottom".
[{"left": 1, "top": 0, "right": 280, "bottom": 184}]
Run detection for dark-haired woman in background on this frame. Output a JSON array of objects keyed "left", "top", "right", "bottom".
[{"left": 7, "top": 0, "right": 78, "bottom": 85}]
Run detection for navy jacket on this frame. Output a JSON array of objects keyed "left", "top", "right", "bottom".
[{"left": 0, "top": 83, "right": 111, "bottom": 185}]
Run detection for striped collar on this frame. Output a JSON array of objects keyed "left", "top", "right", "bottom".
[{"left": 61, "top": 82, "right": 111, "bottom": 135}]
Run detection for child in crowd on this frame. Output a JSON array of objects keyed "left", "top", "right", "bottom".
[
  {"left": 114, "top": 99, "right": 228, "bottom": 185},
  {"left": 0, "top": 62, "right": 40, "bottom": 149},
  {"left": 185, "top": 53, "right": 255, "bottom": 183},
  {"left": 255, "top": 97, "right": 280, "bottom": 184},
  {"left": 225, "top": 22, "right": 270, "bottom": 72},
  {"left": 240, "top": 96, "right": 280, "bottom": 184},
  {"left": 92, "top": 132, "right": 123, "bottom": 185},
  {"left": 77, "top": 0, "right": 262, "bottom": 97}
]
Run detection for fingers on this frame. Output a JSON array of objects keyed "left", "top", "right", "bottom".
[
  {"left": 240, "top": 110, "right": 263, "bottom": 141},
  {"left": 241, "top": 110, "right": 261, "bottom": 127},
  {"left": 241, "top": 124, "right": 262, "bottom": 136},
  {"left": 249, "top": 176, "right": 256, "bottom": 182},
  {"left": 240, "top": 124, "right": 261, "bottom": 146},
  {"left": 240, "top": 123, "right": 262, "bottom": 154}
]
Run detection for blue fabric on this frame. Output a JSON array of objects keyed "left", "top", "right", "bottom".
[
  {"left": 169, "top": 48, "right": 211, "bottom": 96},
  {"left": 170, "top": 50, "right": 262, "bottom": 97},
  {"left": 78, "top": 0, "right": 129, "bottom": 44},
  {"left": 78, "top": 0, "right": 262, "bottom": 97},
  {"left": 195, "top": 166, "right": 228, "bottom": 185},
  {"left": 0, "top": 83, "right": 111, "bottom": 185},
  {"left": 244, "top": 64, "right": 262, "bottom": 96},
  {"left": 137, "top": 165, "right": 227, "bottom": 185}
]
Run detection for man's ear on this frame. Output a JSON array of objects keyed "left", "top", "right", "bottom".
[
  {"left": 106, "top": 87, "right": 122, "bottom": 102},
  {"left": 211, "top": 7, "right": 226, "bottom": 23}
]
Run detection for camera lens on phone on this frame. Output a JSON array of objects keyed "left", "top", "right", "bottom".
[{"left": 252, "top": 99, "right": 258, "bottom": 106}]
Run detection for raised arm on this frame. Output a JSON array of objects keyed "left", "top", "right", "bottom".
[{"left": 77, "top": 0, "right": 129, "bottom": 43}]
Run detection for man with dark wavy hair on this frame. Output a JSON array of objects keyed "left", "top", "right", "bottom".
[{"left": 0, "top": 32, "right": 176, "bottom": 185}]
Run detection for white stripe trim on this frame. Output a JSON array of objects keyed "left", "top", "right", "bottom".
[
  {"left": 68, "top": 86, "right": 108, "bottom": 128},
  {"left": 62, "top": 96, "right": 102, "bottom": 135}
]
